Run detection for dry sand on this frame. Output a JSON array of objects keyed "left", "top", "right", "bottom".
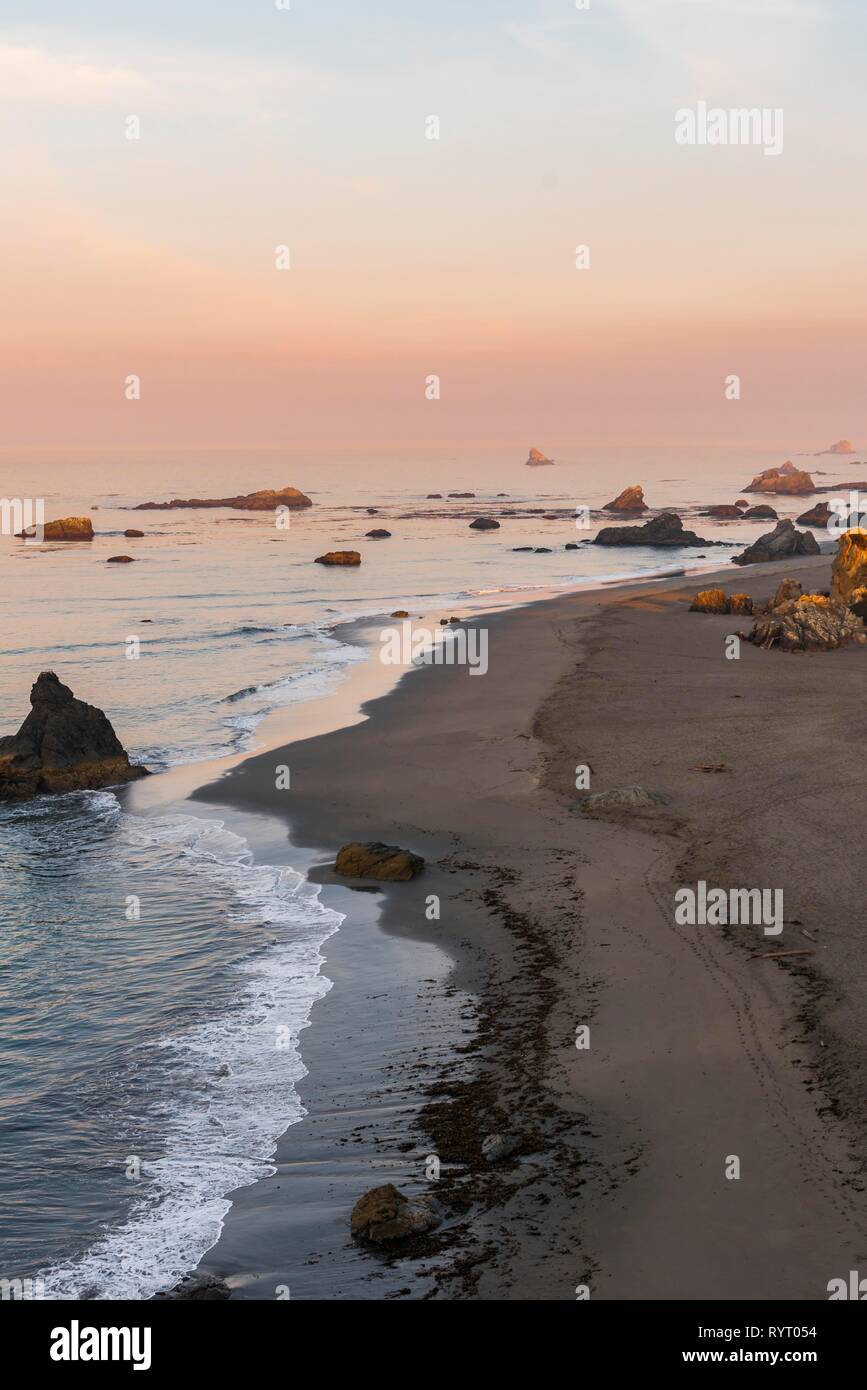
[{"left": 195, "top": 551, "right": 867, "bottom": 1300}]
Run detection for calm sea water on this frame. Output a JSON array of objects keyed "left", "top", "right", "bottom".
[{"left": 0, "top": 443, "right": 843, "bottom": 1298}]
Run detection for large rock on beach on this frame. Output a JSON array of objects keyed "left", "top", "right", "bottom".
[
  {"left": 351, "top": 1184, "right": 443, "bottom": 1242},
  {"left": 731, "top": 519, "right": 819, "bottom": 566},
  {"left": 135, "top": 486, "right": 312, "bottom": 511},
  {"left": 0, "top": 672, "right": 148, "bottom": 801},
  {"left": 603, "top": 485, "right": 647, "bottom": 513},
  {"left": 594, "top": 513, "right": 709, "bottom": 547},
  {"left": 743, "top": 461, "right": 815, "bottom": 496},
  {"left": 335, "top": 841, "right": 425, "bottom": 881}
]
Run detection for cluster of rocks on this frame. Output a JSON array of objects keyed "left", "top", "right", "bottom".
[
  {"left": 689, "top": 533, "right": 867, "bottom": 651},
  {"left": 743, "top": 461, "right": 815, "bottom": 496},
  {"left": 594, "top": 513, "right": 712, "bottom": 548},
  {"left": 134, "top": 486, "right": 312, "bottom": 511}
]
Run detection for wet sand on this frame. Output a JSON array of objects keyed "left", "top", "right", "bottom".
[{"left": 193, "top": 551, "right": 867, "bottom": 1299}]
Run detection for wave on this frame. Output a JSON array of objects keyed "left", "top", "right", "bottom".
[{"left": 37, "top": 799, "right": 342, "bottom": 1301}]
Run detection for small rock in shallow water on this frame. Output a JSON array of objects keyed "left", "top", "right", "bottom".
[
  {"left": 351, "top": 1183, "right": 443, "bottom": 1242},
  {"left": 157, "top": 1273, "right": 231, "bottom": 1301}
]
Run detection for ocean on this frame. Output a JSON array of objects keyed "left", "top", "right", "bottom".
[{"left": 0, "top": 442, "right": 842, "bottom": 1298}]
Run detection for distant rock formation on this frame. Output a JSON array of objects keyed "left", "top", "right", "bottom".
[
  {"left": 448, "top": 492, "right": 475, "bottom": 498},
  {"left": 594, "top": 513, "right": 710, "bottom": 547},
  {"left": 469, "top": 517, "right": 500, "bottom": 529},
  {"left": 525, "top": 447, "right": 554, "bottom": 467},
  {"left": 702, "top": 505, "right": 742, "bottom": 519},
  {"left": 818, "top": 439, "right": 856, "bottom": 455},
  {"left": 731, "top": 519, "right": 820, "bottom": 565},
  {"left": 335, "top": 841, "right": 424, "bottom": 880},
  {"left": 796, "top": 501, "right": 831, "bottom": 527},
  {"left": 134, "top": 487, "right": 312, "bottom": 511},
  {"left": 0, "top": 671, "right": 148, "bottom": 801},
  {"left": 351, "top": 1184, "right": 443, "bottom": 1242},
  {"left": 17, "top": 516, "right": 94, "bottom": 541},
  {"left": 314, "top": 551, "right": 361, "bottom": 566},
  {"left": 743, "top": 461, "right": 814, "bottom": 496},
  {"left": 604, "top": 485, "right": 648, "bottom": 513},
  {"left": 106, "top": 555, "right": 135, "bottom": 563},
  {"left": 365, "top": 528, "right": 391, "bottom": 538},
  {"left": 123, "top": 528, "right": 145, "bottom": 538}
]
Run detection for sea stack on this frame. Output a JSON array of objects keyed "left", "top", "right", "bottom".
[
  {"left": 818, "top": 439, "right": 856, "bottom": 455},
  {"left": 0, "top": 672, "right": 148, "bottom": 801},
  {"left": 604, "top": 485, "right": 648, "bottom": 513},
  {"left": 743, "top": 461, "right": 815, "bottom": 496},
  {"left": 525, "top": 447, "right": 554, "bottom": 467}
]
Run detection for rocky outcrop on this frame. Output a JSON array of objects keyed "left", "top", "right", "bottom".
[
  {"left": 335, "top": 841, "right": 424, "bottom": 881},
  {"left": 134, "top": 486, "right": 312, "bottom": 511},
  {"left": 743, "top": 505, "right": 778, "bottom": 519},
  {"left": 743, "top": 461, "right": 815, "bottom": 496},
  {"left": 742, "top": 595, "right": 865, "bottom": 652},
  {"left": 0, "top": 672, "right": 148, "bottom": 801},
  {"left": 17, "top": 516, "right": 94, "bottom": 541},
  {"left": 603, "top": 485, "right": 647, "bottom": 513},
  {"left": 690, "top": 588, "right": 728, "bottom": 613},
  {"left": 351, "top": 1184, "right": 443, "bottom": 1243},
  {"left": 818, "top": 439, "right": 856, "bottom": 455},
  {"left": 106, "top": 555, "right": 135, "bottom": 563},
  {"left": 123, "top": 528, "right": 145, "bottom": 538},
  {"left": 525, "top": 447, "right": 554, "bottom": 467},
  {"left": 731, "top": 519, "right": 819, "bottom": 566},
  {"left": 448, "top": 492, "right": 475, "bottom": 498},
  {"left": 689, "top": 590, "right": 753, "bottom": 615},
  {"left": 365, "top": 528, "right": 391, "bottom": 538},
  {"left": 314, "top": 550, "right": 361, "bottom": 566},
  {"left": 594, "top": 513, "right": 710, "bottom": 547},
  {"left": 469, "top": 517, "right": 500, "bottom": 529},
  {"left": 702, "top": 505, "right": 742, "bottom": 519},
  {"left": 831, "top": 529, "right": 867, "bottom": 606}
]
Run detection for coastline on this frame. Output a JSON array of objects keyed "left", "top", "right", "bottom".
[{"left": 186, "top": 549, "right": 867, "bottom": 1300}]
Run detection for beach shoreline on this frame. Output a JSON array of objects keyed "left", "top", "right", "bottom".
[{"left": 184, "top": 549, "right": 866, "bottom": 1300}]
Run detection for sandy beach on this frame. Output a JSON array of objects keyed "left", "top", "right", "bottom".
[{"left": 190, "top": 551, "right": 867, "bottom": 1300}]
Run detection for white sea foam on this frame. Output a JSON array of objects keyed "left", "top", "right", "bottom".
[{"left": 38, "top": 800, "right": 341, "bottom": 1301}]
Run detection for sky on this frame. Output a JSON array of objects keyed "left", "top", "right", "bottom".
[{"left": 1, "top": 0, "right": 866, "bottom": 450}]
